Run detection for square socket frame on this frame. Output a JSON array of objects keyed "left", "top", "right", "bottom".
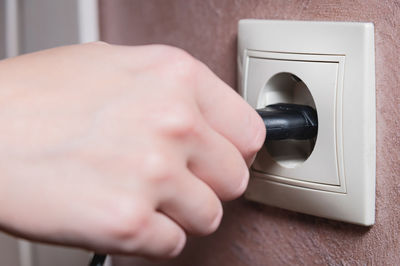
[{"left": 238, "top": 19, "right": 375, "bottom": 226}]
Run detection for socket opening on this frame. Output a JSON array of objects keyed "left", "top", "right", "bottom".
[{"left": 258, "top": 72, "right": 318, "bottom": 168}]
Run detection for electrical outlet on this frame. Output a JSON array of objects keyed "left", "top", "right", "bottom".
[{"left": 238, "top": 20, "right": 375, "bottom": 225}]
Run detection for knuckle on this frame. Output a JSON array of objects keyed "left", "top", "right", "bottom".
[
  {"left": 161, "top": 46, "right": 193, "bottom": 63},
  {"left": 106, "top": 198, "right": 152, "bottom": 243},
  {"left": 142, "top": 150, "right": 175, "bottom": 183},
  {"left": 87, "top": 41, "right": 112, "bottom": 48},
  {"left": 159, "top": 47, "right": 200, "bottom": 83},
  {"left": 160, "top": 106, "right": 199, "bottom": 138},
  {"left": 151, "top": 44, "right": 185, "bottom": 55},
  {"left": 92, "top": 41, "right": 111, "bottom": 46}
]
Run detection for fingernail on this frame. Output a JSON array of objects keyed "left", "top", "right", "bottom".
[
  {"left": 210, "top": 205, "right": 223, "bottom": 232},
  {"left": 251, "top": 110, "right": 267, "bottom": 147},
  {"left": 236, "top": 168, "right": 250, "bottom": 196},
  {"left": 248, "top": 153, "right": 257, "bottom": 166},
  {"left": 169, "top": 232, "right": 186, "bottom": 257}
]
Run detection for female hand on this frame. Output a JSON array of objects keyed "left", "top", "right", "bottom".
[{"left": 0, "top": 42, "right": 265, "bottom": 258}]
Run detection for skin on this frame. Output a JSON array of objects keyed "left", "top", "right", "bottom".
[{"left": 0, "top": 42, "right": 265, "bottom": 258}]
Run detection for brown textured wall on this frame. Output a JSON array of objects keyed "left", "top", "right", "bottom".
[{"left": 99, "top": 0, "right": 400, "bottom": 265}]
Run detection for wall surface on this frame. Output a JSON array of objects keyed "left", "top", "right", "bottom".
[{"left": 99, "top": 0, "right": 400, "bottom": 265}]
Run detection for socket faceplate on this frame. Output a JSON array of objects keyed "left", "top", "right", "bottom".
[{"left": 238, "top": 20, "right": 375, "bottom": 225}]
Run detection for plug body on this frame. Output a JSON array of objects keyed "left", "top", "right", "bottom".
[{"left": 256, "top": 103, "right": 318, "bottom": 141}]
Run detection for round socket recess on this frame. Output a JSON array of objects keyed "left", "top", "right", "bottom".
[
  {"left": 261, "top": 72, "right": 318, "bottom": 168},
  {"left": 246, "top": 53, "right": 341, "bottom": 187}
]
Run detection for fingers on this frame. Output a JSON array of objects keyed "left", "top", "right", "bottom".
[
  {"left": 121, "top": 212, "right": 186, "bottom": 258},
  {"left": 111, "top": 169, "right": 223, "bottom": 258},
  {"left": 187, "top": 120, "right": 250, "bottom": 201},
  {"left": 157, "top": 169, "right": 223, "bottom": 236},
  {"left": 115, "top": 43, "right": 265, "bottom": 164},
  {"left": 100, "top": 43, "right": 265, "bottom": 165},
  {"left": 111, "top": 44, "right": 193, "bottom": 73},
  {"left": 193, "top": 63, "right": 266, "bottom": 165}
]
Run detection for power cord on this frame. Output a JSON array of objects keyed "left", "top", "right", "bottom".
[{"left": 89, "top": 254, "right": 107, "bottom": 266}]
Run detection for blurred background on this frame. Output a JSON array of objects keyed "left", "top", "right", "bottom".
[
  {"left": 1, "top": 0, "right": 400, "bottom": 266},
  {"left": 0, "top": 0, "right": 97, "bottom": 58},
  {"left": 0, "top": 1, "right": 100, "bottom": 265}
]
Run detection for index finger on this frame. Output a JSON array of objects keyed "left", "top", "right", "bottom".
[{"left": 193, "top": 63, "right": 266, "bottom": 165}]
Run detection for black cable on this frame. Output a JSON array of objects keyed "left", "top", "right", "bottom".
[
  {"left": 89, "top": 254, "right": 107, "bottom": 266},
  {"left": 256, "top": 103, "right": 318, "bottom": 141}
]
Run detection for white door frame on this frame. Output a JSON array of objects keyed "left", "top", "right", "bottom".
[{"left": 2, "top": 1, "right": 111, "bottom": 265}]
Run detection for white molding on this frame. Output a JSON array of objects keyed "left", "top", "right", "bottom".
[
  {"left": 18, "top": 240, "right": 33, "bottom": 266},
  {"left": 5, "top": 0, "right": 20, "bottom": 57},
  {"left": 3, "top": 1, "right": 104, "bottom": 265},
  {"left": 104, "top": 256, "right": 112, "bottom": 266},
  {"left": 5, "top": 0, "right": 100, "bottom": 55},
  {"left": 5, "top": 1, "right": 34, "bottom": 265},
  {"left": 77, "top": 0, "right": 99, "bottom": 43}
]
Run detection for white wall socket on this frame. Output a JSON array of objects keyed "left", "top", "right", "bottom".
[{"left": 238, "top": 19, "right": 375, "bottom": 226}]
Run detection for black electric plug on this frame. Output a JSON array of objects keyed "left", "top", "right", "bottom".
[{"left": 256, "top": 103, "right": 318, "bottom": 141}]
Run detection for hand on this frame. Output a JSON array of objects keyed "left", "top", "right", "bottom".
[{"left": 0, "top": 43, "right": 265, "bottom": 258}]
